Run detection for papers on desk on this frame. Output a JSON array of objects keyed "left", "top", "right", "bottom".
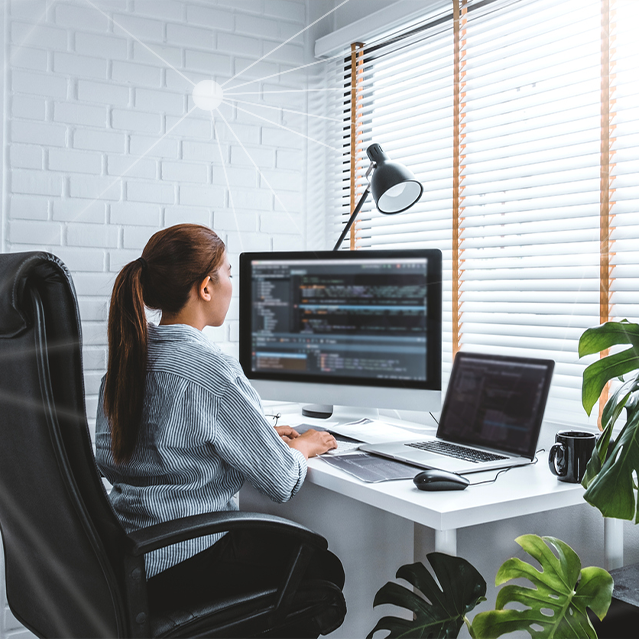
[
  {"left": 320, "top": 453, "right": 419, "bottom": 483},
  {"left": 294, "top": 419, "right": 431, "bottom": 481},
  {"left": 330, "top": 418, "right": 424, "bottom": 445},
  {"left": 314, "top": 418, "right": 425, "bottom": 482}
]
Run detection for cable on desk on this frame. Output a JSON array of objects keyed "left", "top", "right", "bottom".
[
  {"left": 468, "top": 466, "right": 512, "bottom": 486},
  {"left": 467, "top": 449, "right": 545, "bottom": 486}
]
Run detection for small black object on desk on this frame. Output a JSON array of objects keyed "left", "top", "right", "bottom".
[{"left": 413, "top": 469, "right": 470, "bottom": 491}]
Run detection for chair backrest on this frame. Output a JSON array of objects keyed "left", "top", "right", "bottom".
[{"left": 0, "top": 252, "right": 130, "bottom": 638}]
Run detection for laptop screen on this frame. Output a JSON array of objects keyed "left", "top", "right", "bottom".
[{"left": 438, "top": 352, "right": 554, "bottom": 459}]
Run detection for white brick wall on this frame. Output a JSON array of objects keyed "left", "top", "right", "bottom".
[{"left": 0, "top": 1, "right": 324, "bottom": 635}]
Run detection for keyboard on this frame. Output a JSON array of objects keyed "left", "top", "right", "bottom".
[
  {"left": 325, "top": 434, "right": 362, "bottom": 456},
  {"left": 405, "top": 440, "right": 508, "bottom": 463}
]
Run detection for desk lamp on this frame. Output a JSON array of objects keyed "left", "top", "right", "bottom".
[{"left": 333, "top": 143, "right": 424, "bottom": 251}]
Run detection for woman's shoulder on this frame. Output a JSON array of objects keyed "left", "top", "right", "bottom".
[{"left": 147, "top": 323, "right": 243, "bottom": 395}]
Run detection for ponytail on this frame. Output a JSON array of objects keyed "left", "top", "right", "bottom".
[
  {"left": 104, "top": 259, "right": 148, "bottom": 464},
  {"left": 103, "top": 224, "right": 226, "bottom": 464}
]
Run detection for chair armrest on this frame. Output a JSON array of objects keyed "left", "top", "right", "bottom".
[{"left": 126, "top": 510, "right": 328, "bottom": 556}]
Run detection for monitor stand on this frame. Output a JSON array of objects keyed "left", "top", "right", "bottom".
[
  {"left": 301, "top": 404, "right": 333, "bottom": 419},
  {"left": 301, "top": 404, "right": 381, "bottom": 420}
]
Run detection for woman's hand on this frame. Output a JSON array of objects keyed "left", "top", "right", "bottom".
[
  {"left": 274, "top": 425, "right": 299, "bottom": 444},
  {"left": 288, "top": 429, "right": 337, "bottom": 459}
]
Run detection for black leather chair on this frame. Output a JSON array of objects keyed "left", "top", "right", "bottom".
[{"left": 0, "top": 251, "right": 346, "bottom": 638}]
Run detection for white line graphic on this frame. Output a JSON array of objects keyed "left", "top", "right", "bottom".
[
  {"left": 226, "top": 96, "right": 343, "bottom": 123},
  {"left": 225, "top": 88, "right": 344, "bottom": 97},
  {"left": 211, "top": 113, "right": 243, "bottom": 253},
  {"left": 215, "top": 109, "right": 303, "bottom": 237},
  {"left": 224, "top": 49, "right": 351, "bottom": 93},
  {"left": 221, "top": 0, "right": 350, "bottom": 89},
  {"left": 83, "top": 0, "right": 196, "bottom": 87},
  {"left": 73, "top": 108, "right": 196, "bottom": 223},
  {"left": 227, "top": 100, "right": 353, "bottom": 158}
]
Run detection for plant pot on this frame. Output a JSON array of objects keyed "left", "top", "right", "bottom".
[{"left": 588, "top": 563, "right": 639, "bottom": 639}]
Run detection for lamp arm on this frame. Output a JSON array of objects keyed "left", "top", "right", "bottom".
[{"left": 332, "top": 186, "right": 370, "bottom": 251}]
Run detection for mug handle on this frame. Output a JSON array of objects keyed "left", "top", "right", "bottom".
[{"left": 548, "top": 443, "right": 567, "bottom": 476}]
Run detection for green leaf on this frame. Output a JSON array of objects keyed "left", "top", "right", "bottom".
[
  {"left": 471, "top": 535, "right": 612, "bottom": 639},
  {"left": 581, "top": 349, "right": 639, "bottom": 415},
  {"left": 601, "top": 377, "right": 637, "bottom": 431},
  {"left": 581, "top": 418, "right": 614, "bottom": 489},
  {"left": 368, "top": 552, "right": 486, "bottom": 639},
  {"left": 574, "top": 567, "right": 614, "bottom": 621},
  {"left": 580, "top": 362, "right": 639, "bottom": 490},
  {"left": 582, "top": 408, "right": 639, "bottom": 521},
  {"left": 578, "top": 321, "right": 639, "bottom": 358}
]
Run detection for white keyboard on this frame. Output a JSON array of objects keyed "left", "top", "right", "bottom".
[{"left": 325, "top": 438, "right": 361, "bottom": 455}]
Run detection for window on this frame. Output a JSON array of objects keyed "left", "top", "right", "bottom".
[{"left": 326, "top": 0, "right": 639, "bottom": 427}]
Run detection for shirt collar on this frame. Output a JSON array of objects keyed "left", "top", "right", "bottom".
[{"left": 148, "top": 323, "right": 213, "bottom": 348}]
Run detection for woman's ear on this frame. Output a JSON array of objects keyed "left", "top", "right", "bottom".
[{"left": 197, "top": 275, "right": 212, "bottom": 302}]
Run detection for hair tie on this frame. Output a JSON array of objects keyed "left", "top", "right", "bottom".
[{"left": 136, "top": 257, "right": 148, "bottom": 271}]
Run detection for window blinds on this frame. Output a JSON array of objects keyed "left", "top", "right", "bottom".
[{"left": 326, "top": 0, "right": 639, "bottom": 428}]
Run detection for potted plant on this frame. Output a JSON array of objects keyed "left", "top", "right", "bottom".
[{"left": 367, "top": 534, "right": 612, "bottom": 638}]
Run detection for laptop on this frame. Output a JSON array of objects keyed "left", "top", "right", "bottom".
[{"left": 360, "top": 352, "right": 555, "bottom": 474}]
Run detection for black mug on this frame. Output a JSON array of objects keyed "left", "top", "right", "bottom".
[{"left": 548, "top": 430, "right": 597, "bottom": 483}]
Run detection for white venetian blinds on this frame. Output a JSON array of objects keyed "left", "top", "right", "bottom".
[{"left": 326, "top": 0, "right": 639, "bottom": 427}]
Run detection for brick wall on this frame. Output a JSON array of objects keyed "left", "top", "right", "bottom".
[{"left": 0, "top": 1, "right": 318, "bottom": 637}]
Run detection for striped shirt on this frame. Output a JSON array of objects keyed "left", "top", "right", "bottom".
[{"left": 95, "top": 323, "right": 307, "bottom": 578}]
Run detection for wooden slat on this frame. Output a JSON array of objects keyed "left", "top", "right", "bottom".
[
  {"left": 452, "top": 0, "right": 467, "bottom": 357},
  {"left": 349, "top": 42, "right": 365, "bottom": 250},
  {"left": 598, "top": 0, "right": 617, "bottom": 428}
]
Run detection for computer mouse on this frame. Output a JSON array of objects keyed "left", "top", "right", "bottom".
[{"left": 413, "top": 469, "right": 470, "bottom": 491}]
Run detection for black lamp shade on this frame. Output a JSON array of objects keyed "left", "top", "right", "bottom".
[
  {"left": 332, "top": 143, "right": 423, "bottom": 250},
  {"left": 367, "top": 144, "right": 423, "bottom": 214}
]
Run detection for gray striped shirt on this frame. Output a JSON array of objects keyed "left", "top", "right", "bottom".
[{"left": 95, "top": 323, "right": 307, "bottom": 578}]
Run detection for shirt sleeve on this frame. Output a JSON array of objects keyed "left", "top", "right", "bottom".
[{"left": 214, "top": 374, "right": 307, "bottom": 503}]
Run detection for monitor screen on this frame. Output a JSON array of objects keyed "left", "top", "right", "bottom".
[{"left": 239, "top": 249, "right": 442, "bottom": 413}]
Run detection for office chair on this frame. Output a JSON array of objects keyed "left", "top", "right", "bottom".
[{"left": 0, "top": 251, "right": 346, "bottom": 638}]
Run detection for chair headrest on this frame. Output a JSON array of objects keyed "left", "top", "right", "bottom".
[{"left": 0, "top": 252, "right": 75, "bottom": 337}]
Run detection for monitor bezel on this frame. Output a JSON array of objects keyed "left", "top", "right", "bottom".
[{"left": 239, "top": 249, "right": 442, "bottom": 392}]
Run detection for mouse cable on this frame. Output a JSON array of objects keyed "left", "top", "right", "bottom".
[
  {"left": 468, "top": 448, "right": 545, "bottom": 486},
  {"left": 467, "top": 466, "right": 512, "bottom": 486}
]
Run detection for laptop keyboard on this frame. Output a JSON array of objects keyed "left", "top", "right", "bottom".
[{"left": 405, "top": 440, "right": 508, "bottom": 463}]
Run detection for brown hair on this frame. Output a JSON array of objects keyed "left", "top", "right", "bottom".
[{"left": 103, "top": 224, "right": 226, "bottom": 464}]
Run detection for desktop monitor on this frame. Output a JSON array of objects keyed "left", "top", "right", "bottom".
[{"left": 239, "top": 249, "right": 442, "bottom": 417}]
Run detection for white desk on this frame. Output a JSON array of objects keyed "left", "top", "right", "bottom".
[{"left": 240, "top": 412, "right": 612, "bottom": 638}]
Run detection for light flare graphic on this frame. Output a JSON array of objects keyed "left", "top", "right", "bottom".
[{"left": 10, "top": 0, "right": 353, "bottom": 243}]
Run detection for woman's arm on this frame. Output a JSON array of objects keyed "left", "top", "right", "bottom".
[
  {"left": 274, "top": 425, "right": 337, "bottom": 458},
  {"left": 214, "top": 377, "right": 314, "bottom": 502}
]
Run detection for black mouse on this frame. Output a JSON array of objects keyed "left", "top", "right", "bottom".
[{"left": 413, "top": 469, "right": 470, "bottom": 491}]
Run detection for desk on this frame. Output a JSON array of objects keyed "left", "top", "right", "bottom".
[{"left": 240, "top": 412, "right": 613, "bottom": 638}]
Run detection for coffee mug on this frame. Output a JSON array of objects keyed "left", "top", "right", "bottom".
[{"left": 548, "top": 430, "right": 597, "bottom": 483}]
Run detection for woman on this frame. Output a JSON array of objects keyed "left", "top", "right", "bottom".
[{"left": 95, "top": 224, "right": 340, "bottom": 590}]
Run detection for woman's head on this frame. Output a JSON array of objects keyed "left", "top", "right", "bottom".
[
  {"left": 139, "top": 223, "right": 227, "bottom": 314},
  {"left": 104, "top": 224, "right": 227, "bottom": 464}
]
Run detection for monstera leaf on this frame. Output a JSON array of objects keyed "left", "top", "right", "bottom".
[
  {"left": 367, "top": 552, "right": 486, "bottom": 639},
  {"left": 582, "top": 407, "right": 639, "bottom": 521},
  {"left": 578, "top": 320, "right": 639, "bottom": 520},
  {"left": 579, "top": 320, "right": 639, "bottom": 415},
  {"left": 471, "top": 535, "right": 612, "bottom": 639}
]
